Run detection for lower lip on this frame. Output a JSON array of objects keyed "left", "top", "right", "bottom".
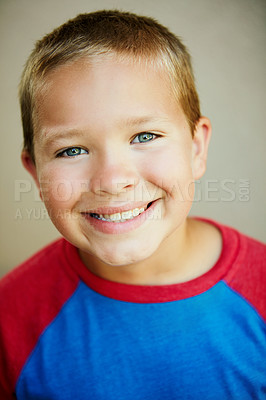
[{"left": 82, "top": 200, "right": 160, "bottom": 234}]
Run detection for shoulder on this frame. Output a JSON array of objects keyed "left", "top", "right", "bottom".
[
  {"left": 220, "top": 223, "right": 266, "bottom": 321},
  {"left": 0, "top": 238, "right": 79, "bottom": 301},
  {"left": 0, "top": 236, "right": 80, "bottom": 325},
  {"left": 2, "top": 238, "right": 66, "bottom": 280},
  {"left": 195, "top": 217, "right": 266, "bottom": 321},
  {"left": 0, "top": 238, "right": 80, "bottom": 396},
  {"left": 222, "top": 223, "right": 266, "bottom": 278}
]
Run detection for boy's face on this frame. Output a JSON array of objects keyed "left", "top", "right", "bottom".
[{"left": 23, "top": 57, "right": 210, "bottom": 267}]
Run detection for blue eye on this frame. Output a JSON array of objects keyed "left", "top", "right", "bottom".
[
  {"left": 57, "top": 147, "right": 88, "bottom": 157},
  {"left": 132, "top": 132, "right": 155, "bottom": 143}
]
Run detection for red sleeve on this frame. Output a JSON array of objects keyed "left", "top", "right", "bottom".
[
  {"left": 225, "top": 233, "right": 266, "bottom": 321},
  {"left": 0, "top": 239, "right": 79, "bottom": 398}
]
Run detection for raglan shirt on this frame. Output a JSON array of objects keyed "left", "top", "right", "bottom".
[{"left": 0, "top": 219, "right": 265, "bottom": 400}]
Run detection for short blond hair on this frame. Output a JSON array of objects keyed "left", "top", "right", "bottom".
[{"left": 19, "top": 10, "right": 201, "bottom": 162}]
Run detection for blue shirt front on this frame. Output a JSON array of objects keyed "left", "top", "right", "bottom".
[{"left": 17, "top": 280, "right": 266, "bottom": 400}]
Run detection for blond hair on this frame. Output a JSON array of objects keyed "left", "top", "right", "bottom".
[{"left": 19, "top": 10, "right": 201, "bottom": 162}]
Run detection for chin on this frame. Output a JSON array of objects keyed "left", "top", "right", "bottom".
[
  {"left": 97, "top": 250, "right": 149, "bottom": 267},
  {"left": 94, "top": 241, "right": 158, "bottom": 268}
]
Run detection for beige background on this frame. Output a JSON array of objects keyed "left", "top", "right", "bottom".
[{"left": 0, "top": 0, "right": 265, "bottom": 277}]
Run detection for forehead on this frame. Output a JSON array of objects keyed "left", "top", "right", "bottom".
[{"left": 33, "top": 57, "right": 185, "bottom": 138}]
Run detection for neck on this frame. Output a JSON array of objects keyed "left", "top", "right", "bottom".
[
  {"left": 79, "top": 218, "right": 222, "bottom": 286},
  {"left": 80, "top": 219, "right": 194, "bottom": 285}
]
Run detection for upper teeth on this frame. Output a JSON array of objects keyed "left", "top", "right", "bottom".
[{"left": 92, "top": 207, "right": 146, "bottom": 222}]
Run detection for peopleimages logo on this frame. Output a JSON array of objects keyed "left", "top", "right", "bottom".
[
  {"left": 14, "top": 178, "right": 250, "bottom": 220},
  {"left": 193, "top": 179, "right": 250, "bottom": 202},
  {"left": 14, "top": 178, "right": 250, "bottom": 202}
]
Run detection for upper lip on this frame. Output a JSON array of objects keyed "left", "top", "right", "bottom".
[{"left": 82, "top": 200, "right": 156, "bottom": 215}]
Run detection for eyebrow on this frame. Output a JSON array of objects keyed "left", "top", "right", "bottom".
[
  {"left": 39, "top": 128, "right": 85, "bottom": 147},
  {"left": 40, "top": 115, "right": 170, "bottom": 146},
  {"left": 118, "top": 115, "right": 170, "bottom": 128}
]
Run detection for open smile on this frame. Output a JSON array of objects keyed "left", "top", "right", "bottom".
[
  {"left": 82, "top": 201, "right": 159, "bottom": 234},
  {"left": 89, "top": 202, "right": 153, "bottom": 223}
]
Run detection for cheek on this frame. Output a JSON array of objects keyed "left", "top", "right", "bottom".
[
  {"left": 37, "top": 164, "right": 86, "bottom": 211},
  {"left": 139, "top": 147, "right": 194, "bottom": 199}
]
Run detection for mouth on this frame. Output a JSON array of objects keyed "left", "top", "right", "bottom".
[
  {"left": 89, "top": 202, "right": 153, "bottom": 223},
  {"left": 82, "top": 200, "right": 160, "bottom": 234}
]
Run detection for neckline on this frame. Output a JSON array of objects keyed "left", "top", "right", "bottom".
[{"left": 63, "top": 218, "right": 240, "bottom": 303}]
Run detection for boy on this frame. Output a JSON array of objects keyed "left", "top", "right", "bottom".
[{"left": 0, "top": 10, "right": 265, "bottom": 400}]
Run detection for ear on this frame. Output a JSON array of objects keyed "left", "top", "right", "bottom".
[
  {"left": 21, "top": 150, "right": 42, "bottom": 199},
  {"left": 191, "top": 117, "right": 212, "bottom": 180}
]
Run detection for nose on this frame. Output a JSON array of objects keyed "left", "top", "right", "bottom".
[{"left": 89, "top": 153, "right": 140, "bottom": 196}]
